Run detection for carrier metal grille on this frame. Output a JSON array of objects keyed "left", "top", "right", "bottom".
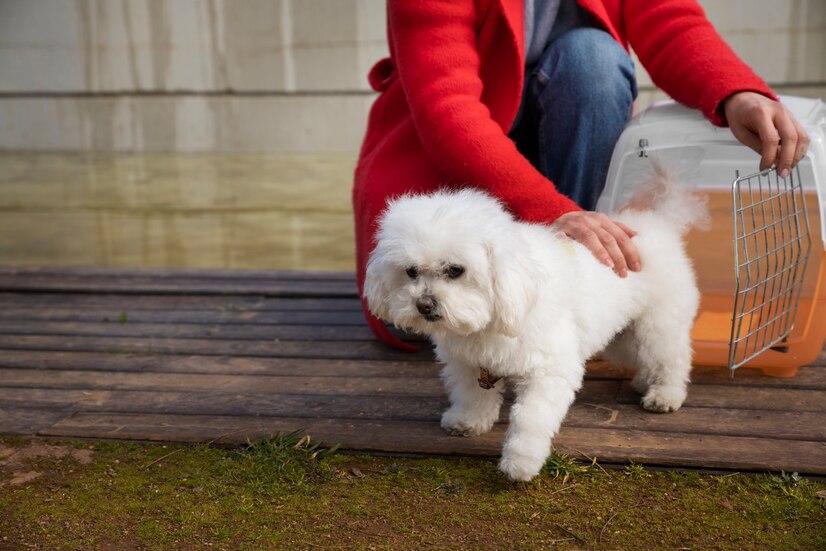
[{"left": 728, "top": 166, "right": 812, "bottom": 371}]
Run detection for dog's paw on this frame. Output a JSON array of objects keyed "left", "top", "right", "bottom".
[
  {"left": 630, "top": 372, "right": 649, "bottom": 394},
  {"left": 440, "top": 407, "right": 495, "bottom": 437},
  {"left": 498, "top": 454, "right": 542, "bottom": 482},
  {"left": 641, "top": 384, "right": 686, "bottom": 413}
]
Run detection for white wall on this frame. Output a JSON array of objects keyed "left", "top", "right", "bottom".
[
  {"left": 0, "top": 0, "right": 823, "bottom": 151},
  {"left": 0, "top": 0, "right": 388, "bottom": 93}
]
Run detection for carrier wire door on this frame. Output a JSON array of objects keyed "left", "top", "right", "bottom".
[{"left": 728, "top": 166, "right": 813, "bottom": 370}]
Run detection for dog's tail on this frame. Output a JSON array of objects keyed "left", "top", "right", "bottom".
[{"left": 622, "top": 162, "right": 710, "bottom": 234}]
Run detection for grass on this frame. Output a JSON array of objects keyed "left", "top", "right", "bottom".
[{"left": 0, "top": 434, "right": 823, "bottom": 550}]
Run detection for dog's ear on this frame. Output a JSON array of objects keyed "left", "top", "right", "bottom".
[
  {"left": 488, "top": 240, "right": 537, "bottom": 337},
  {"left": 363, "top": 246, "right": 393, "bottom": 321}
]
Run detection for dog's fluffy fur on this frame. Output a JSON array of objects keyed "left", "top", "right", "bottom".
[{"left": 364, "top": 168, "right": 708, "bottom": 481}]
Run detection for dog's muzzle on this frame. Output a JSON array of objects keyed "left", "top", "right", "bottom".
[{"left": 415, "top": 295, "right": 441, "bottom": 321}]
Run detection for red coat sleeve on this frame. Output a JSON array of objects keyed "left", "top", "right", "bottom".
[
  {"left": 622, "top": 0, "right": 777, "bottom": 126},
  {"left": 387, "top": 0, "right": 582, "bottom": 224}
]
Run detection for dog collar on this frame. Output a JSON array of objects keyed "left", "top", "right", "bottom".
[{"left": 478, "top": 367, "right": 502, "bottom": 389}]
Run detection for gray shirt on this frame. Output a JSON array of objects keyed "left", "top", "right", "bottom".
[{"left": 524, "top": 0, "right": 587, "bottom": 67}]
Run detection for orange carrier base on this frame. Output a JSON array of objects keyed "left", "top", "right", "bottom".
[{"left": 690, "top": 258, "right": 826, "bottom": 378}]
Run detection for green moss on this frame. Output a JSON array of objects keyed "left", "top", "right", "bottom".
[{"left": 0, "top": 436, "right": 823, "bottom": 550}]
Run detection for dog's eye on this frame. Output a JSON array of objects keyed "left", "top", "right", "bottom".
[
  {"left": 446, "top": 265, "right": 465, "bottom": 279},
  {"left": 405, "top": 266, "right": 418, "bottom": 279}
]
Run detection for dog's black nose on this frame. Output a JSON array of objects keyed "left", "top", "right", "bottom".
[{"left": 416, "top": 296, "right": 437, "bottom": 316}]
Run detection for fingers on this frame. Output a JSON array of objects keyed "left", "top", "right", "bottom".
[
  {"left": 729, "top": 122, "right": 763, "bottom": 156},
  {"left": 555, "top": 215, "right": 614, "bottom": 270},
  {"left": 725, "top": 93, "right": 809, "bottom": 174},
  {"left": 755, "top": 111, "right": 781, "bottom": 171},
  {"left": 614, "top": 221, "right": 638, "bottom": 238},
  {"left": 596, "top": 227, "right": 629, "bottom": 277},
  {"left": 733, "top": 100, "right": 807, "bottom": 175},
  {"left": 792, "top": 118, "right": 810, "bottom": 168},
  {"left": 555, "top": 212, "right": 641, "bottom": 278},
  {"left": 773, "top": 111, "right": 798, "bottom": 178},
  {"left": 602, "top": 219, "right": 642, "bottom": 272},
  {"left": 575, "top": 227, "right": 614, "bottom": 270}
]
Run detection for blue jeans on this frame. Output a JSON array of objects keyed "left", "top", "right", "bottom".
[{"left": 510, "top": 28, "right": 638, "bottom": 211}]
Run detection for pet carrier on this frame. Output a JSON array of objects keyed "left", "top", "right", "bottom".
[{"left": 598, "top": 96, "right": 825, "bottom": 377}]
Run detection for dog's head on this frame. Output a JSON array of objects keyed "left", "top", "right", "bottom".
[{"left": 364, "top": 189, "right": 537, "bottom": 338}]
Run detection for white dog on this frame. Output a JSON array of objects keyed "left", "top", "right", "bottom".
[{"left": 364, "top": 169, "right": 708, "bottom": 481}]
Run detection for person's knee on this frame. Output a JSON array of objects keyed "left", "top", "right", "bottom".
[{"left": 539, "top": 28, "right": 636, "bottom": 107}]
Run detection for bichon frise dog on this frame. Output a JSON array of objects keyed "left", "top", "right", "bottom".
[{"left": 363, "top": 169, "right": 708, "bottom": 481}]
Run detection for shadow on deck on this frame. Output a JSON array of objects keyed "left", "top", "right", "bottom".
[{"left": 0, "top": 266, "right": 823, "bottom": 474}]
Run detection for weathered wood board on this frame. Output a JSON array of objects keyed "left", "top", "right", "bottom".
[{"left": 0, "top": 267, "right": 824, "bottom": 474}]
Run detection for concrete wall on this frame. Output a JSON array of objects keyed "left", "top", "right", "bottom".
[{"left": 1, "top": 0, "right": 824, "bottom": 152}]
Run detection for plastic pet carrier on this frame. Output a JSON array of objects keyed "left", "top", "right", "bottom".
[{"left": 598, "top": 96, "right": 826, "bottom": 377}]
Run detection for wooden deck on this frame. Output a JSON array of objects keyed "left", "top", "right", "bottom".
[{"left": 0, "top": 266, "right": 824, "bottom": 474}]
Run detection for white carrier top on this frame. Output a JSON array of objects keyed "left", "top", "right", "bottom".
[{"left": 598, "top": 96, "right": 826, "bottom": 245}]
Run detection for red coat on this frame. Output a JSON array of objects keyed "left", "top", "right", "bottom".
[{"left": 353, "top": 0, "right": 775, "bottom": 351}]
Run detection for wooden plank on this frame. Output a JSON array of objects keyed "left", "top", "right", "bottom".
[
  {"left": 0, "top": 292, "right": 363, "bottom": 312},
  {"left": 2, "top": 353, "right": 821, "bottom": 411},
  {"left": 0, "top": 274, "right": 357, "bottom": 296},
  {"left": 586, "top": 360, "right": 826, "bottom": 388},
  {"left": 40, "top": 412, "right": 501, "bottom": 452},
  {"left": 0, "top": 307, "right": 367, "bottom": 326},
  {"left": 41, "top": 413, "right": 826, "bottom": 474},
  {"left": 565, "top": 402, "right": 826, "bottom": 441},
  {"left": 553, "top": 428, "right": 826, "bottom": 474},
  {"left": 688, "top": 364, "right": 826, "bottom": 384},
  {"left": 619, "top": 381, "right": 826, "bottom": 412},
  {"left": 0, "top": 368, "right": 617, "bottom": 402},
  {"left": 0, "top": 368, "right": 447, "bottom": 396},
  {"left": 0, "top": 407, "right": 72, "bottom": 434},
  {"left": 0, "top": 387, "right": 451, "bottom": 420},
  {"left": 1, "top": 349, "right": 823, "bottom": 389},
  {"left": 0, "top": 370, "right": 826, "bottom": 440},
  {"left": 0, "top": 335, "right": 432, "bottom": 361},
  {"left": 0, "top": 266, "right": 820, "bottom": 476},
  {"left": 0, "top": 382, "right": 621, "bottom": 421},
  {"left": 0, "top": 350, "right": 442, "bottom": 378},
  {"left": 0, "top": 320, "right": 376, "bottom": 341},
  {"left": 1, "top": 369, "right": 823, "bottom": 440}
]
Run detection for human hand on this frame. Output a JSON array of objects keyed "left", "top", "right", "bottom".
[
  {"left": 723, "top": 91, "right": 809, "bottom": 177},
  {"left": 552, "top": 211, "right": 640, "bottom": 277}
]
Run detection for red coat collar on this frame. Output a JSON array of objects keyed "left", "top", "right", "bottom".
[{"left": 498, "top": 0, "right": 525, "bottom": 62}]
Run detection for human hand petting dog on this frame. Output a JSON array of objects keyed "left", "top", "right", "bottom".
[
  {"left": 552, "top": 211, "right": 641, "bottom": 278},
  {"left": 723, "top": 91, "right": 809, "bottom": 177}
]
